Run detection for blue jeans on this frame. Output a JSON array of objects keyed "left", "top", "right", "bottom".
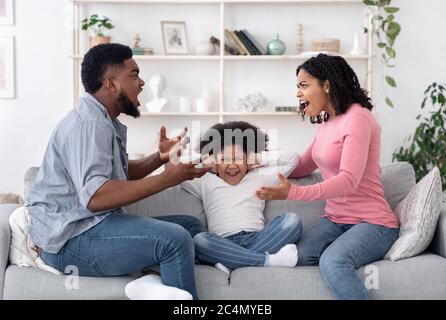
[
  {"left": 194, "top": 213, "right": 303, "bottom": 269},
  {"left": 297, "top": 217, "right": 399, "bottom": 300},
  {"left": 41, "top": 213, "right": 205, "bottom": 300}
]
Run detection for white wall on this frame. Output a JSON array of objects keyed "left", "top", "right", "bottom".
[{"left": 0, "top": 0, "right": 445, "bottom": 196}]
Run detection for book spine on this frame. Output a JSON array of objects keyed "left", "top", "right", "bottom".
[
  {"left": 239, "top": 30, "right": 262, "bottom": 55},
  {"left": 242, "top": 29, "right": 266, "bottom": 55},
  {"left": 235, "top": 30, "right": 257, "bottom": 55},
  {"left": 230, "top": 30, "right": 251, "bottom": 55},
  {"left": 224, "top": 29, "right": 243, "bottom": 55},
  {"left": 209, "top": 36, "right": 239, "bottom": 55}
]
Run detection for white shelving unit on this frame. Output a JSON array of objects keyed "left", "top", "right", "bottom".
[{"left": 71, "top": 0, "right": 373, "bottom": 123}]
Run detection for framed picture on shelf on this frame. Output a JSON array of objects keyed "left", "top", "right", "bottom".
[
  {"left": 161, "top": 21, "right": 188, "bottom": 55},
  {"left": 0, "top": 36, "right": 15, "bottom": 98},
  {"left": 0, "top": 0, "right": 14, "bottom": 25}
]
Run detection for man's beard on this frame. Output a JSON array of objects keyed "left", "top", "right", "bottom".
[{"left": 118, "top": 91, "right": 140, "bottom": 118}]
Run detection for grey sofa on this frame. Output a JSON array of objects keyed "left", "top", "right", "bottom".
[{"left": 1, "top": 162, "right": 445, "bottom": 300}]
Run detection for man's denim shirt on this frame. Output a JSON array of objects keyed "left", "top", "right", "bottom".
[{"left": 26, "top": 93, "right": 129, "bottom": 254}]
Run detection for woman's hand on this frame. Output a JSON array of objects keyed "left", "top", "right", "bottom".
[{"left": 256, "top": 173, "right": 292, "bottom": 200}]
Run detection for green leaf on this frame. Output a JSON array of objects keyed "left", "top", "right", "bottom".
[
  {"left": 377, "top": 42, "right": 386, "bottom": 48},
  {"left": 385, "top": 76, "right": 397, "bottom": 87},
  {"left": 421, "top": 97, "right": 427, "bottom": 109},
  {"left": 384, "top": 7, "right": 400, "bottom": 14},
  {"left": 363, "top": 0, "right": 376, "bottom": 5},
  {"left": 385, "top": 46, "right": 396, "bottom": 58},
  {"left": 438, "top": 93, "right": 445, "bottom": 105},
  {"left": 387, "top": 22, "right": 401, "bottom": 38},
  {"left": 385, "top": 97, "right": 394, "bottom": 108}
]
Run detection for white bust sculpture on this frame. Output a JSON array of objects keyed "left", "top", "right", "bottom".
[{"left": 145, "top": 74, "right": 168, "bottom": 112}]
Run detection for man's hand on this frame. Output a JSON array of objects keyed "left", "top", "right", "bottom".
[
  {"left": 256, "top": 173, "right": 292, "bottom": 200},
  {"left": 158, "top": 126, "right": 189, "bottom": 162},
  {"left": 162, "top": 162, "right": 212, "bottom": 186}
]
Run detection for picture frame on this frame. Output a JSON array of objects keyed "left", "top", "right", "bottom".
[
  {"left": 0, "top": 36, "right": 15, "bottom": 98},
  {"left": 0, "top": 0, "right": 14, "bottom": 25},
  {"left": 161, "top": 21, "right": 188, "bottom": 55}
]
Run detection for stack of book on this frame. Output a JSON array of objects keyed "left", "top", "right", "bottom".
[
  {"left": 211, "top": 29, "right": 266, "bottom": 55},
  {"left": 275, "top": 106, "right": 298, "bottom": 112}
]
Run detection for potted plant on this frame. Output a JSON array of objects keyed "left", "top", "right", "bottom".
[
  {"left": 81, "top": 14, "right": 114, "bottom": 48},
  {"left": 393, "top": 82, "right": 446, "bottom": 189}
]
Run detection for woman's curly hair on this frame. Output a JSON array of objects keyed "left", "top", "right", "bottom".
[{"left": 296, "top": 54, "right": 373, "bottom": 123}]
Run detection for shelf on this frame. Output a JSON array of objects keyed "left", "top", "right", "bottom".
[
  {"left": 72, "top": 0, "right": 364, "bottom": 4},
  {"left": 71, "top": 54, "right": 371, "bottom": 61},
  {"left": 222, "top": 112, "right": 299, "bottom": 116},
  {"left": 223, "top": 54, "right": 371, "bottom": 60},
  {"left": 70, "top": 54, "right": 220, "bottom": 60},
  {"left": 140, "top": 112, "right": 221, "bottom": 116},
  {"left": 139, "top": 111, "right": 299, "bottom": 116},
  {"left": 72, "top": 0, "right": 373, "bottom": 120}
]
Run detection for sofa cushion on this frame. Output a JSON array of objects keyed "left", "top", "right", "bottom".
[
  {"left": 3, "top": 264, "right": 229, "bottom": 300},
  {"left": 381, "top": 162, "right": 416, "bottom": 211},
  {"left": 385, "top": 167, "right": 442, "bottom": 261},
  {"left": 125, "top": 185, "right": 206, "bottom": 226},
  {"left": 227, "top": 253, "right": 446, "bottom": 299}
]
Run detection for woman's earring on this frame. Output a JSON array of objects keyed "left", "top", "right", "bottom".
[{"left": 323, "top": 112, "right": 330, "bottom": 122}]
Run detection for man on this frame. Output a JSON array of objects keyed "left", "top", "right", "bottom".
[{"left": 26, "top": 43, "right": 211, "bottom": 300}]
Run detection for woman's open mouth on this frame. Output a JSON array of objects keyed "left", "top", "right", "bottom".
[{"left": 300, "top": 100, "right": 310, "bottom": 112}]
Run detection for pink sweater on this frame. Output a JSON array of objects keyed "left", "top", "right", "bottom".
[{"left": 288, "top": 104, "right": 399, "bottom": 228}]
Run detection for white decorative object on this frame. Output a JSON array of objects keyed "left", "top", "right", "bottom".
[
  {"left": 196, "top": 98, "right": 209, "bottom": 113},
  {"left": 296, "top": 23, "right": 303, "bottom": 54},
  {"left": 385, "top": 167, "right": 442, "bottom": 261},
  {"left": 145, "top": 74, "right": 168, "bottom": 112},
  {"left": 179, "top": 96, "right": 192, "bottom": 112},
  {"left": 234, "top": 92, "right": 267, "bottom": 112},
  {"left": 0, "top": 36, "right": 15, "bottom": 98},
  {"left": 349, "top": 33, "right": 363, "bottom": 56},
  {"left": 0, "top": 0, "right": 14, "bottom": 25},
  {"left": 195, "top": 41, "right": 215, "bottom": 55},
  {"left": 201, "top": 90, "right": 213, "bottom": 108}
]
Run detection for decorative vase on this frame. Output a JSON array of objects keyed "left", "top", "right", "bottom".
[
  {"left": 267, "top": 34, "right": 286, "bottom": 55},
  {"left": 179, "top": 97, "right": 192, "bottom": 112},
  {"left": 296, "top": 24, "right": 303, "bottom": 54},
  {"left": 89, "top": 36, "right": 111, "bottom": 48},
  {"left": 349, "top": 33, "right": 363, "bottom": 56}
]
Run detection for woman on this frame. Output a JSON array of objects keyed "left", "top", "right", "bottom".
[{"left": 256, "top": 54, "right": 399, "bottom": 300}]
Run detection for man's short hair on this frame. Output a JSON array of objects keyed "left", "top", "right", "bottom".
[{"left": 81, "top": 43, "right": 133, "bottom": 94}]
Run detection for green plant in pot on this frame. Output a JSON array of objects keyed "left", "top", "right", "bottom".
[
  {"left": 81, "top": 14, "right": 114, "bottom": 48},
  {"left": 393, "top": 82, "right": 446, "bottom": 189}
]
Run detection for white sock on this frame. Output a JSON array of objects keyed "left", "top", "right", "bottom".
[
  {"left": 125, "top": 274, "right": 193, "bottom": 300},
  {"left": 215, "top": 262, "right": 232, "bottom": 276},
  {"left": 265, "top": 244, "right": 298, "bottom": 267}
]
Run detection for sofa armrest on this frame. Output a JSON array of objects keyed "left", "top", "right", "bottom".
[
  {"left": 430, "top": 203, "right": 446, "bottom": 258},
  {"left": 0, "top": 204, "right": 20, "bottom": 300}
]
